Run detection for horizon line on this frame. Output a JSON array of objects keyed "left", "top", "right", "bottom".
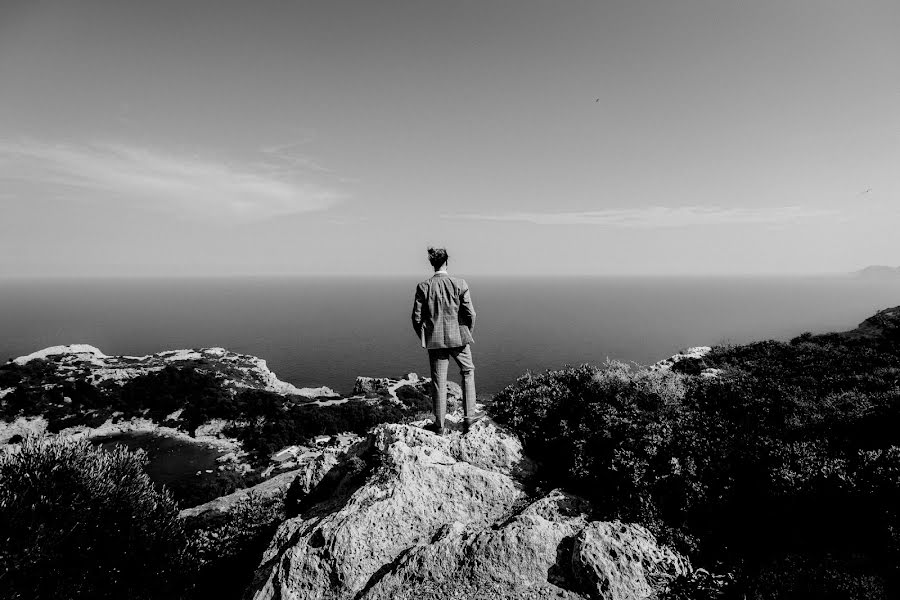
[{"left": 0, "top": 270, "right": 883, "bottom": 281}]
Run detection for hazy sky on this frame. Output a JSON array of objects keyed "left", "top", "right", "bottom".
[{"left": 1, "top": 0, "right": 898, "bottom": 276}]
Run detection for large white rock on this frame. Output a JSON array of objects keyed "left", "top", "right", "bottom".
[
  {"left": 13, "top": 344, "right": 107, "bottom": 366},
  {"left": 250, "top": 421, "right": 528, "bottom": 600},
  {"left": 571, "top": 521, "right": 691, "bottom": 599},
  {"left": 247, "top": 421, "right": 689, "bottom": 600},
  {"left": 360, "top": 490, "right": 591, "bottom": 600}
]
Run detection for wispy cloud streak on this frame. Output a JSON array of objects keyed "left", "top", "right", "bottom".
[
  {"left": 0, "top": 140, "right": 344, "bottom": 222},
  {"left": 446, "top": 206, "right": 839, "bottom": 228},
  {"left": 259, "top": 141, "right": 333, "bottom": 174}
]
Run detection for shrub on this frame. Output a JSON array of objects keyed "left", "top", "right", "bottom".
[
  {"left": 0, "top": 436, "right": 192, "bottom": 599},
  {"left": 489, "top": 336, "right": 900, "bottom": 599},
  {"left": 184, "top": 492, "right": 285, "bottom": 599},
  {"left": 117, "top": 365, "right": 236, "bottom": 429},
  {"left": 395, "top": 384, "right": 431, "bottom": 412},
  {"left": 490, "top": 362, "right": 691, "bottom": 535},
  {"left": 233, "top": 398, "right": 413, "bottom": 462}
]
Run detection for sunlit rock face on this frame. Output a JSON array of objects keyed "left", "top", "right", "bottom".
[{"left": 248, "top": 420, "right": 689, "bottom": 600}]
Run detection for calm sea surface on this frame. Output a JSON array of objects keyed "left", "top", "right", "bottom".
[{"left": 2, "top": 276, "right": 900, "bottom": 397}]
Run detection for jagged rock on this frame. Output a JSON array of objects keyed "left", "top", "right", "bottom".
[
  {"left": 650, "top": 346, "right": 711, "bottom": 371},
  {"left": 179, "top": 468, "right": 302, "bottom": 520},
  {"left": 285, "top": 451, "right": 341, "bottom": 507},
  {"left": 571, "top": 521, "right": 691, "bottom": 599},
  {"left": 180, "top": 451, "right": 340, "bottom": 521},
  {"left": 247, "top": 421, "right": 688, "bottom": 600}
]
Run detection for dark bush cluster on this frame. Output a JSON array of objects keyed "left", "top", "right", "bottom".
[
  {"left": 0, "top": 437, "right": 192, "bottom": 600},
  {"left": 0, "top": 364, "right": 235, "bottom": 434},
  {"left": 394, "top": 383, "right": 432, "bottom": 413},
  {"left": 165, "top": 469, "right": 264, "bottom": 509},
  {"left": 229, "top": 397, "right": 410, "bottom": 460},
  {"left": 183, "top": 492, "right": 286, "bottom": 599},
  {"left": 0, "top": 363, "right": 429, "bottom": 466},
  {"left": 489, "top": 333, "right": 900, "bottom": 599}
]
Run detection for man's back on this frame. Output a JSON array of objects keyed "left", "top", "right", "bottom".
[
  {"left": 412, "top": 273, "right": 475, "bottom": 350},
  {"left": 412, "top": 247, "right": 479, "bottom": 435}
]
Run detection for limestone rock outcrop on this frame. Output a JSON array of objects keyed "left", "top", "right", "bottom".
[
  {"left": 6, "top": 345, "right": 338, "bottom": 397},
  {"left": 247, "top": 420, "right": 689, "bottom": 600}
]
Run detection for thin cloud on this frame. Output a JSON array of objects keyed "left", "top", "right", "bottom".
[
  {"left": 0, "top": 140, "right": 345, "bottom": 222},
  {"left": 446, "top": 206, "right": 839, "bottom": 228},
  {"left": 259, "top": 140, "right": 333, "bottom": 174}
]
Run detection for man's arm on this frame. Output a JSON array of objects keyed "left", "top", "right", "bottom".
[
  {"left": 411, "top": 283, "right": 426, "bottom": 337},
  {"left": 459, "top": 282, "right": 476, "bottom": 331}
]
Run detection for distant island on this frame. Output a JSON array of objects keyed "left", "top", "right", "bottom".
[{"left": 854, "top": 265, "right": 900, "bottom": 279}]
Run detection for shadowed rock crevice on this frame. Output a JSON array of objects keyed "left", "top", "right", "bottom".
[
  {"left": 351, "top": 544, "right": 421, "bottom": 600},
  {"left": 547, "top": 535, "right": 581, "bottom": 594},
  {"left": 290, "top": 452, "right": 378, "bottom": 519}
]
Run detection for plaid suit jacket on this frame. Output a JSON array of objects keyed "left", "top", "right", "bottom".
[{"left": 411, "top": 273, "right": 476, "bottom": 350}]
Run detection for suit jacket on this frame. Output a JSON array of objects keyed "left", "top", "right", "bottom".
[{"left": 411, "top": 273, "right": 476, "bottom": 350}]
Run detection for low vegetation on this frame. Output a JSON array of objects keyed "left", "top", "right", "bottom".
[
  {"left": 0, "top": 437, "right": 191, "bottom": 600},
  {"left": 183, "top": 491, "right": 287, "bottom": 599},
  {"left": 489, "top": 329, "right": 900, "bottom": 599},
  {"left": 226, "top": 392, "right": 411, "bottom": 459},
  {"left": 0, "top": 363, "right": 431, "bottom": 465}
]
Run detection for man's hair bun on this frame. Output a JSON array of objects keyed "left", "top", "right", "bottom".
[{"left": 427, "top": 247, "right": 449, "bottom": 268}]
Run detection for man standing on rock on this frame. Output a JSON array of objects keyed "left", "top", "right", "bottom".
[{"left": 411, "top": 247, "right": 478, "bottom": 435}]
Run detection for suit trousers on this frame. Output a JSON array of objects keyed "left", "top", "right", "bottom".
[{"left": 427, "top": 345, "right": 476, "bottom": 428}]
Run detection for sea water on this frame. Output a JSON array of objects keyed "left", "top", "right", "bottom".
[{"left": 2, "top": 276, "right": 900, "bottom": 397}]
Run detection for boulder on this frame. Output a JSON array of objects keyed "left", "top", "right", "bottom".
[
  {"left": 571, "top": 521, "right": 691, "bottom": 599},
  {"left": 246, "top": 421, "right": 688, "bottom": 600},
  {"left": 284, "top": 451, "right": 341, "bottom": 509}
]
